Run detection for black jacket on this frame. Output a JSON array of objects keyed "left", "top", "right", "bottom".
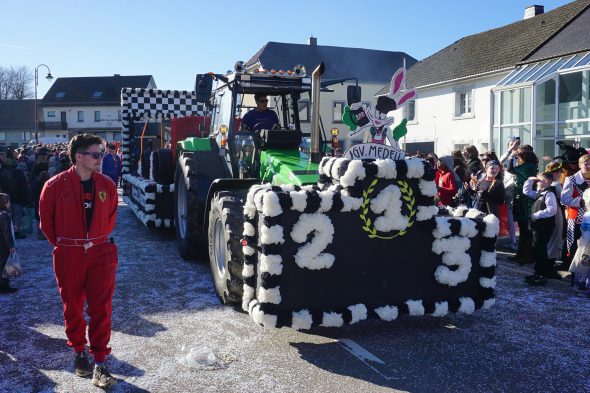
[{"left": 0, "top": 211, "right": 14, "bottom": 254}]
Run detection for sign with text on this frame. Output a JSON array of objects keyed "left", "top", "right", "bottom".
[{"left": 344, "top": 143, "right": 406, "bottom": 160}]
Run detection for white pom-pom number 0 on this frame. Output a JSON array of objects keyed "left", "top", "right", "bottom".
[{"left": 290, "top": 213, "right": 335, "bottom": 270}]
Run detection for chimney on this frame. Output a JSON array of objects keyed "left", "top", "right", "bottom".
[
  {"left": 308, "top": 36, "right": 317, "bottom": 46},
  {"left": 524, "top": 5, "right": 544, "bottom": 19}
]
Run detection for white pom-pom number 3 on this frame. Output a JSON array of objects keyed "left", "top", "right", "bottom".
[{"left": 291, "top": 213, "right": 335, "bottom": 270}]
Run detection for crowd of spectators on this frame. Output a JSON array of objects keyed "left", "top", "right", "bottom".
[
  {"left": 0, "top": 140, "right": 121, "bottom": 240},
  {"left": 415, "top": 140, "right": 590, "bottom": 294}
]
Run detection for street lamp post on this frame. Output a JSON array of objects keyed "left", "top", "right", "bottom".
[{"left": 34, "top": 64, "right": 53, "bottom": 144}]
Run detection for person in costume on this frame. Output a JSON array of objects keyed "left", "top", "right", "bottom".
[
  {"left": 569, "top": 188, "right": 590, "bottom": 294},
  {"left": 560, "top": 154, "right": 590, "bottom": 272},
  {"left": 523, "top": 172, "right": 558, "bottom": 286},
  {"left": 39, "top": 134, "right": 119, "bottom": 388},
  {"left": 241, "top": 93, "right": 280, "bottom": 131},
  {"left": 544, "top": 161, "right": 564, "bottom": 278}
]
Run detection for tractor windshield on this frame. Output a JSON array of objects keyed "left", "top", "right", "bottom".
[{"left": 237, "top": 93, "right": 301, "bottom": 131}]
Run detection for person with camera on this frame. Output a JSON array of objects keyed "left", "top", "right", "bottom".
[
  {"left": 523, "top": 172, "right": 558, "bottom": 286},
  {"left": 507, "top": 145, "right": 538, "bottom": 264},
  {"left": 500, "top": 137, "right": 521, "bottom": 251}
]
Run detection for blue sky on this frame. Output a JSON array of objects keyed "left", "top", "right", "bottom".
[{"left": 0, "top": 0, "right": 573, "bottom": 97}]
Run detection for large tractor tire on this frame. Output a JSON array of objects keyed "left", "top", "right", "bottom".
[
  {"left": 152, "top": 148, "right": 174, "bottom": 184},
  {"left": 174, "top": 152, "right": 207, "bottom": 260},
  {"left": 208, "top": 191, "right": 245, "bottom": 304}
]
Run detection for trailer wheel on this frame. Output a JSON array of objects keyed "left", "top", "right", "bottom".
[
  {"left": 152, "top": 148, "right": 174, "bottom": 184},
  {"left": 208, "top": 191, "right": 244, "bottom": 304},
  {"left": 174, "top": 152, "right": 207, "bottom": 260}
]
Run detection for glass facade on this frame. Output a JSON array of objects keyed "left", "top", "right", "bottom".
[{"left": 493, "top": 52, "right": 590, "bottom": 166}]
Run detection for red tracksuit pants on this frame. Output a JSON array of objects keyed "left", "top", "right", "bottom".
[{"left": 53, "top": 242, "right": 118, "bottom": 362}]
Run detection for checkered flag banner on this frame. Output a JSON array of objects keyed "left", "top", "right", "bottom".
[{"left": 120, "top": 88, "right": 208, "bottom": 175}]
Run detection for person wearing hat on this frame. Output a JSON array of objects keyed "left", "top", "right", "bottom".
[
  {"left": 555, "top": 141, "right": 587, "bottom": 176},
  {"left": 522, "top": 172, "right": 559, "bottom": 286},
  {"left": 241, "top": 93, "right": 280, "bottom": 131},
  {"left": 101, "top": 143, "right": 121, "bottom": 185},
  {"left": 560, "top": 153, "right": 590, "bottom": 271}
]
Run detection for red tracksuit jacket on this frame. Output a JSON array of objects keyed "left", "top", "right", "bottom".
[{"left": 40, "top": 166, "right": 117, "bottom": 245}]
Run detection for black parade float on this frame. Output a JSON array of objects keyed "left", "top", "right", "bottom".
[{"left": 241, "top": 68, "right": 498, "bottom": 329}]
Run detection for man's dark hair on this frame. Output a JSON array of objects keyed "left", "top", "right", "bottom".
[
  {"left": 517, "top": 148, "right": 539, "bottom": 164},
  {"left": 254, "top": 93, "right": 267, "bottom": 101},
  {"left": 68, "top": 134, "right": 103, "bottom": 164}
]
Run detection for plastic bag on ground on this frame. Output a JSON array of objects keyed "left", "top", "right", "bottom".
[
  {"left": 177, "top": 345, "right": 217, "bottom": 368},
  {"left": 2, "top": 252, "right": 21, "bottom": 278}
]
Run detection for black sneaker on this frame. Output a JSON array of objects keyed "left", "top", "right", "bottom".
[
  {"left": 0, "top": 286, "right": 18, "bottom": 294},
  {"left": 74, "top": 351, "right": 93, "bottom": 377},
  {"left": 92, "top": 364, "right": 118, "bottom": 388},
  {"left": 528, "top": 275, "right": 547, "bottom": 286},
  {"left": 524, "top": 273, "right": 537, "bottom": 281}
]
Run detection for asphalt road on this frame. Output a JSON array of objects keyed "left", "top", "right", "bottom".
[{"left": 1, "top": 196, "right": 589, "bottom": 393}]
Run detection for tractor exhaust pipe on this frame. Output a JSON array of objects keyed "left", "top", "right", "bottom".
[{"left": 310, "top": 62, "right": 325, "bottom": 164}]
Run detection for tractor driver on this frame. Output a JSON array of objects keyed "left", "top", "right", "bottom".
[{"left": 241, "top": 93, "right": 280, "bottom": 131}]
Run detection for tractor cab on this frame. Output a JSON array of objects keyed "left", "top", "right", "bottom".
[{"left": 200, "top": 65, "right": 316, "bottom": 180}]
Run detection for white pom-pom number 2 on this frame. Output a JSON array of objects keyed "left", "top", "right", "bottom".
[{"left": 290, "top": 213, "right": 335, "bottom": 270}]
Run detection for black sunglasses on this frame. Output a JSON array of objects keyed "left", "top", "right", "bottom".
[
  {"left": 257, "top": 99, "right": 268, "bottom": 103},
  {"left": 79, "top": 151, "right": 104, "bottom": 159}
]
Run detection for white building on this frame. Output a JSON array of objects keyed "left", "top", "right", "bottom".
[
  {"left": 386, "top": 0, "right": 590, "bottom": 163},
  {"left": 41, "top": 74, "right": 156, "bottom": 142}
]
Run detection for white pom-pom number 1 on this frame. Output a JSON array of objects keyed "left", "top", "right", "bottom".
[{"left": 291, "top": 213, "right": 335, "bottom": 270}]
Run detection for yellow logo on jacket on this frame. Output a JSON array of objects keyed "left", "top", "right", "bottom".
[{"left": 98, "top": 191, "right": 107, "bottom": 202}]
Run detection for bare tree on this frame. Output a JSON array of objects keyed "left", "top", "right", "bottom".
[
  {"left": 0, "top": 66, "right": 33, "bottom": 99},
  {"left": 0, "top": 67, "right": 10, "bottom": 99}
]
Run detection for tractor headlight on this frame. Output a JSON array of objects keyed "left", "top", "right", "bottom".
[{"left": 293, "top": 64, "right": 306, "bottom": 77}]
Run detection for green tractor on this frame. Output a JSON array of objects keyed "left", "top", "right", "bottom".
[{"left": 174, "top": 63, "right": 335, "bottom": 303}]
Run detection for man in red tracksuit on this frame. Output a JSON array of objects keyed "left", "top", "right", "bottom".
[{"left": 40, "top": 134, "right": 119, "bottom": 388}]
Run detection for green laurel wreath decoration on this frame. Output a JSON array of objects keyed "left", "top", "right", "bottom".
[{"left": 359, "top": 179, "right": 416, "bottom": 239}]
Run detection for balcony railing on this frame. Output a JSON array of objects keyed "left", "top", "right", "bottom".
[{"left": 39, "top": 121, "right": 67, "bottom": 130}]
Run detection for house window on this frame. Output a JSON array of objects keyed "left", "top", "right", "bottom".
[
  {"left": 78, "top": 111, "right": 84, "bottom": 122},
  {"left": 47, "top": 111, "right": 56, "bottom": 118},
  {"left": 118, "top": 111, "right": 122, "bottom": 121},
  {"left": 92, "top": 91, "right": 103, "bottom": 98},
  {"left": 21, "top": 132, "right": 32, "bottom": 141},
  {"left": 299, "top": 100, "right": 310, "bottom": 122},
  {"left": 95, "top": 111, "right": 101, "bottom": 122},
  {"left": 0, "top": 131, "right": 5, "bottom": 141},
  {"left": 333, "top": 101, "right": 346, "bottom": 123},
  {"left": 455, "top": 90, "right": 473, "bottom": 116},
  {"left": 406, "top": 100, "right": 416, "bottom": 121},
  {"left": 55, "top": 92, "right": 65, "bottom": 98}
]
